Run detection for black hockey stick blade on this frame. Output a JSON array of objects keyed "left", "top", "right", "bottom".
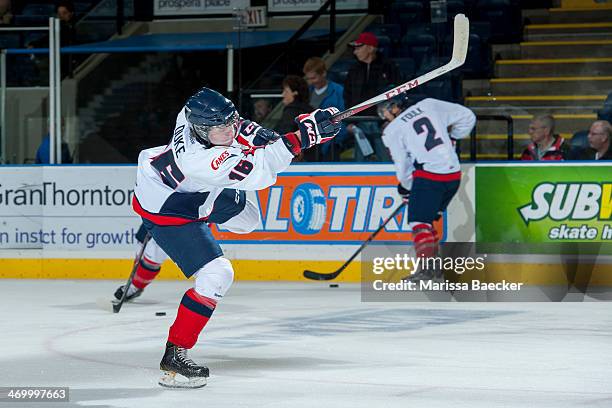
[
  {"left": 112, "top": 233, "right": 151, "bottom": 314},
  {"left": 303, "top": 202, "right": 407, "bottom": 281},
  {"left": 303, "top": 269, "right": 342, "bottom": 281}
]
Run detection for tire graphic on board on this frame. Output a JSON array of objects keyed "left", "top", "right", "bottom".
[{"left": 290, "top": 183, "right": 327, "bottom": 235}]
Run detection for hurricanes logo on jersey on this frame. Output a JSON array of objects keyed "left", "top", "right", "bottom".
[{"left": 211, "top": 150, "right": 230, "bottom": 170}]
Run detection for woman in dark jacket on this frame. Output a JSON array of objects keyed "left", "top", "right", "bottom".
[{"left": 275, "top": 75, "right": 313, "bottom": 135}]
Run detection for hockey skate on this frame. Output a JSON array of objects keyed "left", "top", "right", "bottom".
[
  {"left": 113, "top": 285, "right": 143, "bottom": 302},
  {"left": 158, "top": 342, "right": 209, "bottom": 389}
]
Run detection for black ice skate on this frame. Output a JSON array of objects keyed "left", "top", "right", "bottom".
[
  {"left": 158, "top": 342, "right": 209, "bottom": 389},
  {"left": 113, "top": 285, "right": 143, "bottom": 302}
]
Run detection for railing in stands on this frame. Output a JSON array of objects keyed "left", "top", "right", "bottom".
[{"left": 469, "top": 115, "right": 515, "bottom": 161}]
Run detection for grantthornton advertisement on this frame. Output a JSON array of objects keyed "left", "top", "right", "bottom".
[
  {"left": 476, "top": 163, "right": 612, "bottom": 246},
  {"left": 0, "top": 165, "right": 445, "bottom": 252}
]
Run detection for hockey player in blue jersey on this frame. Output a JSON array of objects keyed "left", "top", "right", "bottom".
[{"left": 132, "top": 87, "right": 340, "bottom": 388}]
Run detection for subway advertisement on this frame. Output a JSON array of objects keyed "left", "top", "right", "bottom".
[{"left": 476, "top": 163, "right": 612, "bottom": 252}]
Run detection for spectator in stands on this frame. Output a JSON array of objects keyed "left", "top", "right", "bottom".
[
  {"left": 572, "top": 120, "right": 612, "bottom": 160},
  {"left": 252, "top": 99, "right": 271, "bottom": 123},
  {"left": 344, "top": 31, "right": 401, "bottom": 161},
  {"left": 0, "top": 0, "right": 13, "bottom": 25},
  {"left": 28, "top": 1, "right": 77, "bottom": 78},
  {"left": 303, "top": 57, "right": 346, "bottom": 160},
  {"left": 35, "top": 135, "right": 73, "bottom": 164},
  {"left": 520, "top": 115, "right": 569, "bottom": 161},
  {"left": 275, "top": 75, "right": 313, "bottom": 135}
]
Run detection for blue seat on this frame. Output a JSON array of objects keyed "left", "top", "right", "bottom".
[
  {"left": 476, "top": 0, "right": 522, "bottom": 43},
  {"left": 443, "top": 32, "right": 490, "bottom": 77},
  {"left": 21, "top": 3, "right": 56, "bottom": 16},
  {"left": 328, "top": 58, "right": 356, "bottom": 85},
  {"left": 366, "top": 24, "right": 402, "bottom": 46},
  {"left": 569, "top": 130, "right": 589, "bottom": 158},
  {"left": 391, "top": 57, "right": 417, "bottom": 80},
  {"left": 376, "top": 35, "right": 393, "bottom": 58},
  {"left": 388, "top": 1, "right": 427, "bottom": 30},
  {"left": 597, "top": 91, "right": 612, "bottom": 122},
  {"left": 0, "top": 34, "right": 21, "bottom": 49},
  {"left": 399, "top": 31, "right": 437, "bottom": 68}
]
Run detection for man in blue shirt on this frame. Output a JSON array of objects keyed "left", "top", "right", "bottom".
[{"left": 303, "top": 57, "right": 347, "bottom": 160}]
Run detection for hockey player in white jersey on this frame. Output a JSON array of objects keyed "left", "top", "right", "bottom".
[
  {"left": 132, "top": 87, "right": 340, "bottom": 388},
  {"left": 112, "top": 101, "right": 286, "bottom": 303},
  {"left": 379, "top": 96, "right": 476, "bottom": 281}
]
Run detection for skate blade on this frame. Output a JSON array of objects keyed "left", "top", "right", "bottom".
[{"left": 158, "top": 371, "right": 207, "bottom": 389}]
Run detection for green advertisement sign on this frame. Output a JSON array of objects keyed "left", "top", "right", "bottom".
[{"left": 476, "top": 165, "right": 612, "bottom": 246}]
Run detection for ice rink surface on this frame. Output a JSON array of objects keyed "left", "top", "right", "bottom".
[{"left": 1, "top": 280, "right": 611, "bottom": 408}]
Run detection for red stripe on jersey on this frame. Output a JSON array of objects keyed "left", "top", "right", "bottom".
[
  {"left": 132, "top": 196, "right": 208, "bottom": 226},
  {"left": 413, "top": 170, "right": 461, "bottom": 182}
]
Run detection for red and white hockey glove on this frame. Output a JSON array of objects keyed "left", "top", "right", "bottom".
[
  {"left": 297, "top": 107, "right": 341, "bottom": 148},
  {"left": 282, "top": 107, "right": 341, "bottom": 156}
]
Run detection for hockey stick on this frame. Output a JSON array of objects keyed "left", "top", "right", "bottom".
[
  {"left": 112, "top": 232, "right": 151, "bottom": 313},
  {"left": 303, "top": 202, "right": 407, "bottom": 281},
  {"left": 331, "top": 14, "right": 470, "bottom": 123}
]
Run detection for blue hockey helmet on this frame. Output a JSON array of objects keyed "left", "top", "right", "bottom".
[
  {"left": 185, "top": 87, "right": 238, "bottom": 145},
  {"left": 377, "top": 93, "right": 411, "bottom": 120}
]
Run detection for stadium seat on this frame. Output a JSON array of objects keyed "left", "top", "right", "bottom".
[
  {"left": 366, "top": 24, "right": 402, "bottom": 47},
  {"left": 21, "top": 3, "right": 56, "bottom": 16},
  {"left": 376, "top": 35, "right": 393, "bottom": 59},
  {"left": 399, "top": 31, "right": 437, "bottom": 70},
  {"left": 476, "top": 0, "right": 522, "bottom": 43},
  {"left": 443, "top": 32, "right": 490, "bottom": 77},
  {"left": 570, "top": 130, "right": 589, "bottom": 157},
  {"left": 328, "top": 58, "right": 356, "bottom": 85},
  {"left": 390, "top": 57, "right": 417, "bottom": 80},
  {"left": 0, "top": 34, "right": 21, "bottom": 49},
  {"left": 387, "top": 1, "right": 427, "bottom": 33},
  {"left": 597, "top": 92, "right": 612, "bottom": 122}
]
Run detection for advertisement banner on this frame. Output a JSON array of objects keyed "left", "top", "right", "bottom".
[
  {"left": 212, "top": 170, "right": 444, "bottom": 244},
  {"left": 476, "top": 164, "right": 612, "bottom": 244},
  {"left": 0, "top": 166, "right": 445, "bottom": 252},
  {"left": 0, "top": 167, "right": 140, "bottom": 251},
  {"left": 267, "top": 0, "right": 368, "bottom": 13},
  {"left": 154, "top": 0, "right": 248, "bottom": 16}
]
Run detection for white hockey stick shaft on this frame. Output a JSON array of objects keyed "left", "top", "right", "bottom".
[{"left": 332, "top": 13, "right": 470, "bottom": 123}]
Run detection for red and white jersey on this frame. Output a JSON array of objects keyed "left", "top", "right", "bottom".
[
  {"left": 133, "top": 107, "right": 294, "bottom": 225},
  {"left": 381, "top": 98, "right": 476, "bottom": 189}
]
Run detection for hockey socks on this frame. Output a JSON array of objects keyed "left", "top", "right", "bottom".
[
  {"left": 168, "top": 288, "right": 217, "bottom": 349},
  {"left": 131, "top": 258, "right": 161, "bottom": 291},
  {"left": 413, "top": 223, "right": 438, "bottom": 258}
]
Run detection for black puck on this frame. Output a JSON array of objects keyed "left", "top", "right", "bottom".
[
  {"left": 329, "top": 284, "right": 339, "bottom": 288},
  {"left": 155, "top": 312, "right": 166, "bottom": 316}
]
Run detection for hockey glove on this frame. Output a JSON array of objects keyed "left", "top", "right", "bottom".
[
  {"left": 397, "top": 183, "right": 410, "bottom": 203},
  {"left": 238, "top": 119, "right": 280, "bottom": 147},
  {"left": 295, "top": 107, "right": 341, "bottom": 150}
]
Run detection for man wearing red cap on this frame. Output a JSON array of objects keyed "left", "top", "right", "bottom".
[{"left": 344, "top": 31, "right": 401, "bottom": 161}]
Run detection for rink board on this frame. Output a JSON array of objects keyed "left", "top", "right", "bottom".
[{"left": 0, "top": 163, "right": 610, "bottom": 283}]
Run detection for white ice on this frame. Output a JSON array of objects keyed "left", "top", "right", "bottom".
[{"left": 1, "top": 280, "right": 611, "bottom": 408}]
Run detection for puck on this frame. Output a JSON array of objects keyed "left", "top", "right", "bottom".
[
  {"left": 329, "top": 284, "right": 339, "bottom": 288},
  {"left": 155, "top": 312, "right": 166, "bottom": 316}
]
